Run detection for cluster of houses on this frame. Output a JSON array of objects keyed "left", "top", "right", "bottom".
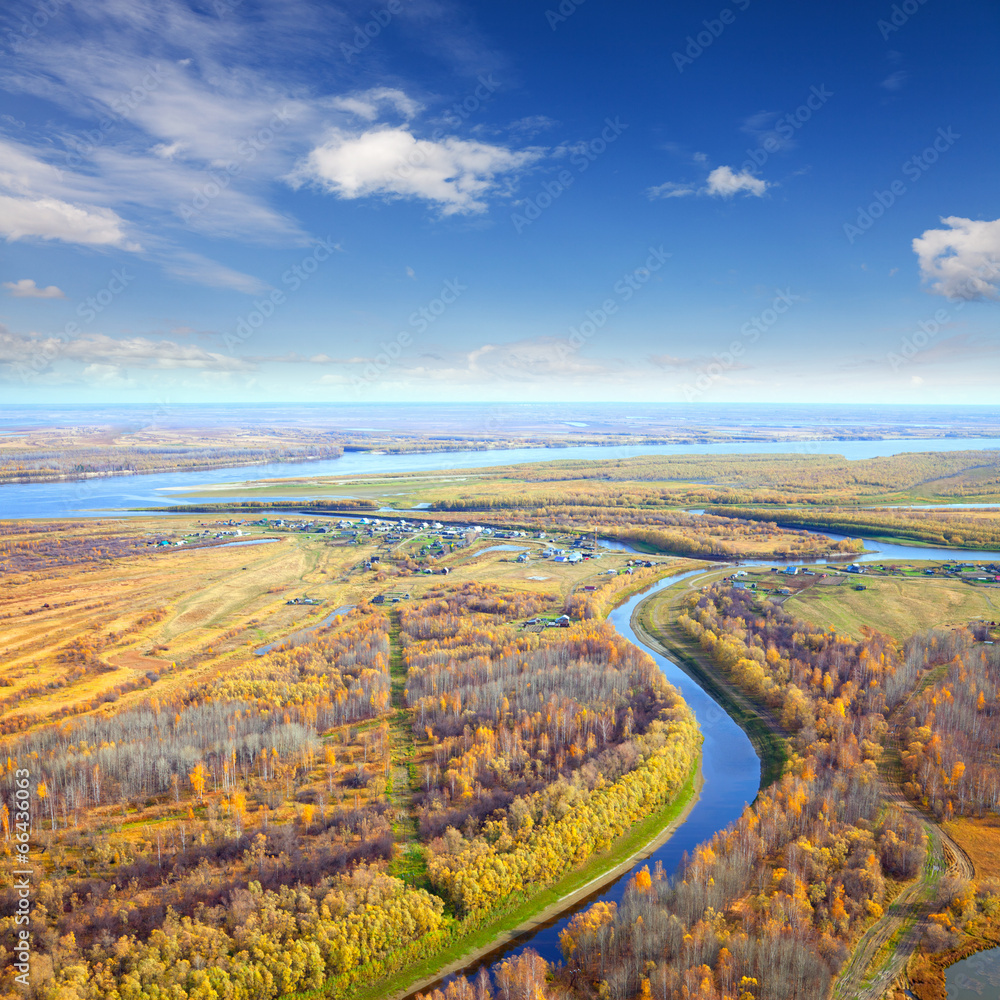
[
  {"left": 542, "top": 546, "right": 584, "bottom": 563},
  {"left": 522, "top": 614, "right": 572, "bottom": 629},
  {"left": 919, "top": 561, "right": 1000, "bottom": 583}
]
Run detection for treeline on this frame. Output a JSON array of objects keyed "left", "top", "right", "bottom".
[
  {"left": 600, "top": 522, "right": 861, "bottom": 560},
  {"left": 899, "top": 630, "right": 1000, "bottom": 817},
  {"left": 165, "top": 498, "right": 380, "bottom": 513},
  {"left": 2, "top": 613, "right": 390, "bottom": 829},
  {"left": 565, "top": 565, "right": 676, "bottom": 620},
  {"left": 708, "top": 505, "right": 1000, "bottom": 550}
]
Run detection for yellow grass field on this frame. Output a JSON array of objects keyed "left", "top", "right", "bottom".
[
  {"left": 0, "top": 516, "right": 667, "bottom": 736},
  {"left": 779, "top": 572, "right": 998, "bottom": 640},
  {"left": 944, "top": 817, "right": 1000, "bottom": 881}
]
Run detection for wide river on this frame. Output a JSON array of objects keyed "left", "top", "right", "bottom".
[
  {"left": 2, "top": 439, "right": 994, "bottom": 997},
  {"left": 3, "top": 436, "right": 1000, "bottom": 520}
]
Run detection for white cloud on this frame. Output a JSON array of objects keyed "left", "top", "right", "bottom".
[
  {"left": 293, "top": 126, "right": 539, "bottom": 215},
  {"left": 332, "top": 88, "right": 423, "bottom": 122},
  {"left": 0, "top": 193, "right": 139, "bottom": 249},
  {"left": 705, "top": 166, "right": 768, "bottom": 198},
  {"left": 2, "top": 278, "right": 65, "bottom": 299},
  {"left": 648, "top": 164, "right": 769, "bottom": 202},
  {"left": 913, "top": 216, "right": 1000, "bottom": 301}
]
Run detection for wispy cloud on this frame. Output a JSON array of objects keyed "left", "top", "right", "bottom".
[
  {"left": 0, "top": 330, "right": 257, "bottom": 373},
  {"left": 161, "top": 252, "right": 270, "bottom": 295},
  {"left": 881, "top": 70, "right": 908, "bottom": 92},
  {"left": 331, "top": 88, "right": 423, "bottom": 122},
  {"left": 648, "top": 181, "right": 697, "bottom": 200},
  {"left": 740, "top": 110, "right": 795, "bottom": 151}
]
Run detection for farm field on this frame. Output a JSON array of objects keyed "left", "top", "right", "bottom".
[
  {"left": 778, "top": 569, "right": 999, "bottom": 639},
  {"left": 0, "top": 516, "right": 679, "bottom": 732}
]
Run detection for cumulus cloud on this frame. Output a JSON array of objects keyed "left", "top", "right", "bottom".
[
  {"left": 2, "top": 278, "right": 65, "bottom": 298},
  {"left": 292, "top": 126, "right": 539, "bottom": 215},
  {"left": 705, "top": 166, "right": 768, "bottom": 198},
  {"left": 913, "top": 216, "right": 1000, "bottom": 301}
]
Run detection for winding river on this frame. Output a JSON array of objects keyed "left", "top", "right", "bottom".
[{"left": 404, "top": 571, "right": 761, "bottom": 995}]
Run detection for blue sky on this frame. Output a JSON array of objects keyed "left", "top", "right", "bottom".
[{"left": 0, "top": 0, "right": 998, "bottom": 404}]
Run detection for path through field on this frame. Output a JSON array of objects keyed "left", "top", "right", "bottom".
[
  {"left": 830, "top": 664, "right": 975, "bottom": 1000},
  {"left": 387, "top": 609, "right": 428, "bottom": 889}
]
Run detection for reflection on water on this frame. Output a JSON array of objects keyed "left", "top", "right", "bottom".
[{"left": 214, "top": 537, "right": 279, "bottom": 548}]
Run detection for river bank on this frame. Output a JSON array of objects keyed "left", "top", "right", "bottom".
[{"left": 380, "top": 761, "right": 703, "bottom": 1000}]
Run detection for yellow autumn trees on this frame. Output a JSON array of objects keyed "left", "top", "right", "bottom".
[{"left": 427, "top": 709, "right": 699, "bottom": 915}]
